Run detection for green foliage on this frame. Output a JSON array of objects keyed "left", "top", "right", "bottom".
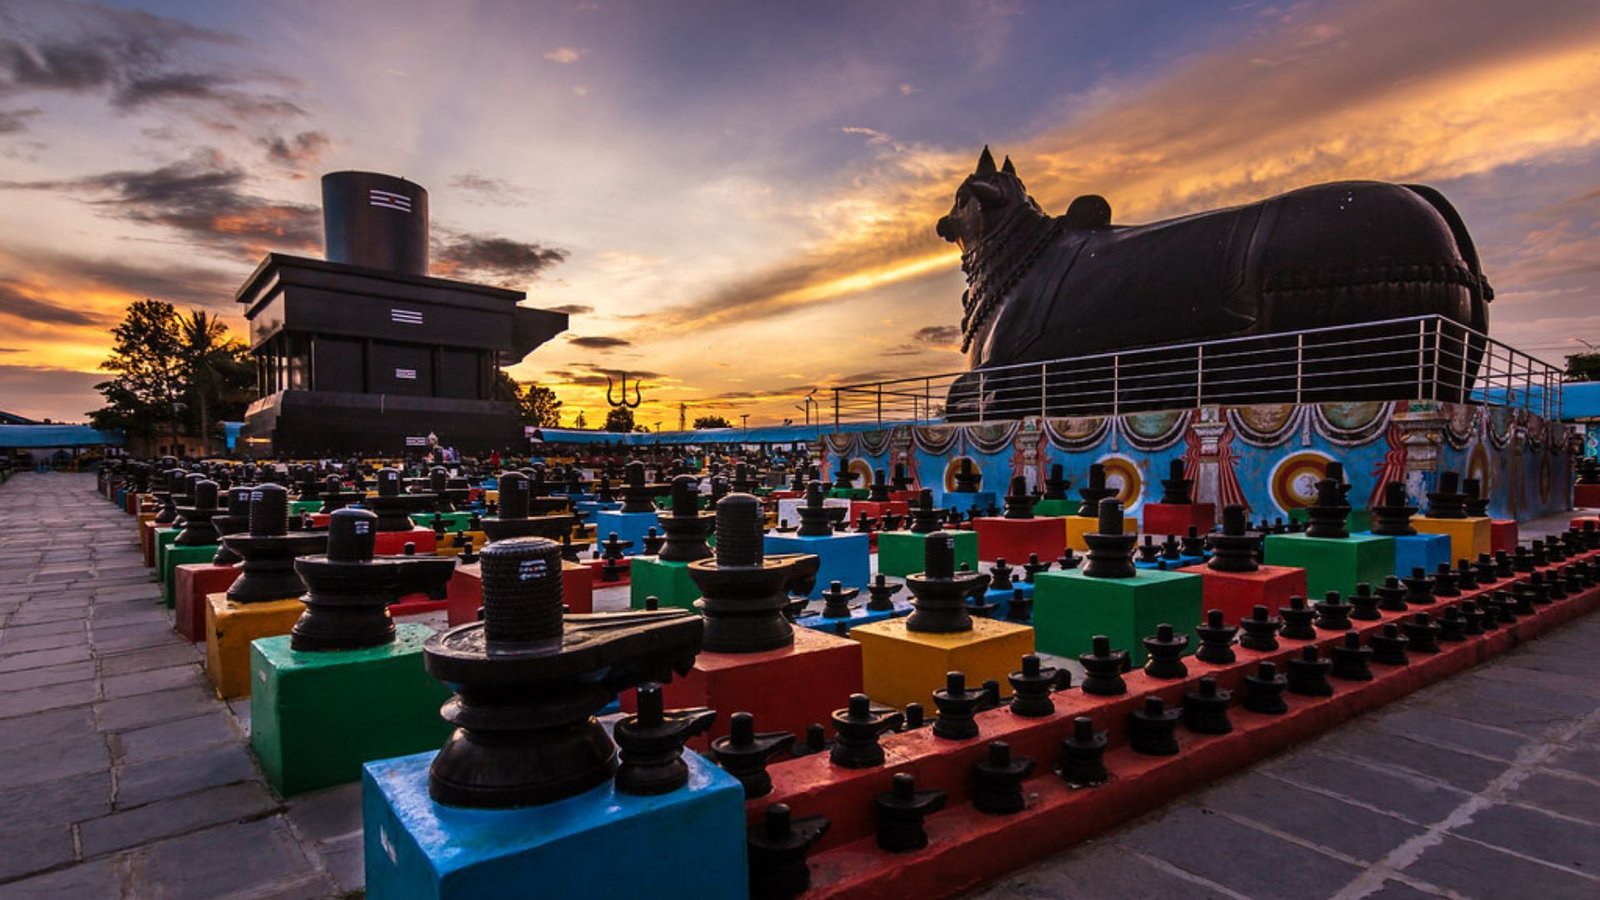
[
  {"left": 693, "top": 415, "right": 733, "bottom": 429},
  {"left": 491, "top": 369, "right": 521, "bottom": 401},
  {"left": 1566, "top": 352, "right": 1600, "bottom": 382},
  {"left": 518, "top": 383, "right": 563, "bottom": 427},
  {"left": 603, "top": 405, "right": 636, "bottom": 432}
]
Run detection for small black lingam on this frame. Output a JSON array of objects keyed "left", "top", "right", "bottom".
[
  {"left": 867, "top": 468, "right": 892, "bottom": 502},
  {"left": 951, "top": 458, "right": 982, "bottom": 493},
  {"left": 1425, "top": 471, "right": 1467, "bottom": 519},
  {"left": 1207, "top": 504, "right": 1259, "bottom": 573},
  {"left": 1369, "top": 481, "right": 1417, "bottom": 536},
  {"left": 1142, "top": 624, "right": 1189, "bottom": 679},
  {"left": 972, "top": 740, "right": 1035, "bottom": 814},
  {"left": 1060, "top": 717, "right": 1109, "bottom": 787},
  {"left": 875, "top": 773, "right": 946, "bottom": 852},
  {"left": 1002, "top": 476, "right": 1035, "bottom": 519},
  {"left": 818, "top": 581, "right": 859, "bottom": 620},
  {"left": 364, "top": 468, "right": 431, "bottom": 532},
  {"left": 618, "top": 461, "right": 667, "bottom": 515},
  {"left": 1082, "top": 498, "right": 1137, "bottom": 578},
  {"left": 794, "top": 481, "right": 836, "bottom": 538},
  {"left": 904, "top": 532, "right": 991, "bottom": 633},
  {"left": 288, "top": 507, "right": 455, "bottom": 651},
  {"left": 1042, "top": 464, "right": 1071, "bottom": 501},
  {"left": 1158, "top": 459, "right": 1193, "bottom": 505},
  {"left": 931, "top": 670, "right": 986, "bottom": 739},
  {"left": 656, "top": 475, "right": 715, "bottom": 562},
  {"left": 1303, "top": 461, "right": 1352, "bottom": 539},
  {"left": 1079, "top": 635, "right": 1128, "bottom": 696},
  {"left": 907, "top": 488, "right": 944, "bottom": 534},
  {"left": 423, "top": 537, "right": 704, "bottom": 808},
  {"left": 1181, "top": 677, "right": 1233, "bottom": 734},
  {"left": 1462, "top": 477, "right": 1490, "bottom": 517},
  {"left": 222, "top": 484, "right": 328, "bottom": 604},
  {"left": 710, "top": 712, "right": 794, "bottom": 799},
  {"left": 211, "top": 486, "right": 254, "bottom": 565},
  {"left": 690, "top": 494, "right": 820, "bottom": 653},
  {"left": 173, "top": 479, "right": 223, "bottom": 546},
  {"left": 864, "top": 574, "right": 903, "bottom": 612},
  {"left": 1075, "top": 463, "right": 1114, "bottom": 519},
  {"left": 748, "top": 804, "right": 830, "bottom": 900},
  {"left": 479, "top": 472, "right": 578, "bottom": 543},
  {"left": 829, "top": 694, "right": 902, "bottom": 768},
  {"left": 1195, "top": 609, "right": 1238, "bottom": 664},
  {"left": 612, "top": 683, "right": 717, "bottom": 795}
]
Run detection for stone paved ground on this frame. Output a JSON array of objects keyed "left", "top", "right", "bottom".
[{"left": 0, "top": 471, "right": 1596, "bottom": 899}]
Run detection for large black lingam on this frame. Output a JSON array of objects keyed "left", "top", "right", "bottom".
[
  {"left": 211, "top": 486, "right": 255, "bottom": 565},
  {"left": 1082, "top": 498, "right": 1137, "bottom": 578},
  {"left": 618, "top": 461, "right": 668, "bottom": 515},
  {"left": 367, "top": 468, "right": 431, "bottom": 532},
  {"left": 907, "top": 489, "right": 944, "bottom": 535},
  {"left": 656, "top": 475, "right": 715, "bottom": 562},
  {"left": 1207, "top": 505, "right": 1259, "bottom": 573},
  {"left": 173, "top": 479, "right": 223, "bottom": 546},
  {"left": 151, "top": 467, "right": 184, "bottom": 525},
  {"left": 1462, "top": 477, "right": 1489, "bottom": 517},
  {"left": 1042, "top": 464, "right": 1071, "bottom": 501},
  {"left": 317, "top": 475, "right": 359, "bottom": 514},
  {"left": 222, "top": 484, "right": 328, "bottom": 603},
  {"left": 1369, "top": 481, "right": 1417, "bottom": 536},
  {"left": 289, "top": 508, "right": 455, "bottom": 651},
  {"left": 1075, "top": 463, "right": 1114, "bottom": 519},
  {"left": 1158, "top": 460, "right": 1193, "bottom": 505},
  {"left": 690, "top": 494, "right": 821, "bottom": 653},
  {"left": 1426, "top": 471, "right": 1467, "bottom": 519},
  {"left": 478, "top": 471, "right": 578, "bottom": 543},
  {"left": 1303, "top": 461, "right": 1352, "bottom": 539},
  {"left": 794, "top": 481, "right": 838, "bottom": 538},
  {"left": 905, "top": 532, "right": 992, "bottom": 633},
  {"left": 951, "top": 459, "right": 982, "bottom": 493},
  {"left": 1002, "top": 476, "right": 1035, "bottom": 519},
  {"left": 424, "top": 537, "right": 703, "bottom": 808}
]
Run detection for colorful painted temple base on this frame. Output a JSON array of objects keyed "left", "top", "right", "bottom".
[
  {"left": 878, "top": 530, "right": 978, "bottom": 578},
  {"left": 1262, "top": 532, "right": 1394, "bottom": 598},
  {"left": 762, "top": 532, "right": 870, "bottom": 599},
  {"left": 1411, "top": 515, "right": 1492, "bottom": 562},
  {"left": 363, "top": 749, "right": 747, "bottom": 900},
  {"left": 251, "top": 624, "right": 451, "bottom": 797}
]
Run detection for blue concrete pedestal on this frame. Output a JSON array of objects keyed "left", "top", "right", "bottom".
[
  {"left": 763, "top": 531, "right": 871, "bottom": 599},
  {"left": 980, "top": 581, "right": 1035, "bottom": 619},
  {"left": 363, "top": 750, "right": 746, "bottom": 900},
  {"left": 1136, "top": 554, "right": 1205, "bottom": 571},
  {"left": 944, "top": 491, "right": 997, "bottom": 516},
  {"left": 797, "top": 600, "right": 909, "bottom": 635},
  {"left": 574, "top": 500, "right": 622, "bottom": 519},
  {"left": 592, "top": 510, "right": 661, "bottom": 556},
  {"left": 1357, "top": 531, "right": 1451, "bottom": 578}
]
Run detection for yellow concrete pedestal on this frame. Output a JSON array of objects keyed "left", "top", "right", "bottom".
[
  {"left": 204, "top": 593, "right": 303, "bottom": 700},
  {"left": 851, "top": 617, "right": 1035, "bottom": 710},
  {"left": 1065, "top": 515, "right": 1139, "bottom": 552},
  {"left": 435, "top": 530, "right": 488, "bottom": 558},
  {"left": 1411, "top": 516, "right": 1491, "bottom": 564}
]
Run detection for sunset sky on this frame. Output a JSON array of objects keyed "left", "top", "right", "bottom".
[{"left": 2, "top": 0, "right": 1599, "bottom": 428}]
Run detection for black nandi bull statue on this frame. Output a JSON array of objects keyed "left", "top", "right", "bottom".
[{"left": 937, "top": 148, "right": 1492, "bottom": 419}]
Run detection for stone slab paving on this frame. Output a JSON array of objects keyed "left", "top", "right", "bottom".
[{"left": 3, "top": 472, "right": 1597, "bottom": 899}]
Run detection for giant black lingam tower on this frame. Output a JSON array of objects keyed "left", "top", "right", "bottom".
[{"left": 235, "top": 171, "right": 568, "bottom": 456}]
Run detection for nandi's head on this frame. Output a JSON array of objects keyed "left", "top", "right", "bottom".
[{"left": 936, "top": 146, "right": 1038, "bottom": 253}]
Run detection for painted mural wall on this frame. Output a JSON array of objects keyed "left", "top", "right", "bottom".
[{"left": 821, "top": 401, "right": 1574, "bottom": 523}]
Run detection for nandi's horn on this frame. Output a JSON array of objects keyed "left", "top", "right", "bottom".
[
  {"left": 975, "top": 146, "right": 997, "bottom": 177},
  {"left": 1001, "top": 155, "right": 1016, "bottom": 176}
]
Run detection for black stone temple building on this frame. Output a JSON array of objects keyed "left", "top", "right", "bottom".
[{"left": 234, "top": 171, "right": 567, "bottom": 457}]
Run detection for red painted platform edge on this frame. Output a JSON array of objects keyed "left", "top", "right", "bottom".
[
  {"left": 1573, "top": 484, "right": 1600, "bottom": 508},
  {"left": 757, "top": 551, "right": 1598, "bottom": 858},
  {"left": 792, "top": 579, "right": 1598, "bottom": 899}
]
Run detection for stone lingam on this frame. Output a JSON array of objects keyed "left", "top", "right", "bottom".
[
  {"left": 691, "top": 494, "right": 821, "bottom": 653},
  {"left": 367, "top": 467, "right": 433, "bottom": 533},
  {"left": 478, "top": 471, "right": 579, "bottom": 543}
]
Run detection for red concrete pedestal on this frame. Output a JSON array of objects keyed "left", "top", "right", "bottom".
[
  {"left": 1182, "top": 564, "right": 1309, "bottom": 624},
  {"left": 583, "top": 557, "right": 631, "bottom": 587},
  {"left": 1142, "top": 503, "right": 1217, "bottom": 537},
  {"left": 1575, "top": 484, "right": 1600, "bottom": 508},
  {"left": 889, "top": 490, "right": 920, "bottom": 504},
  {"left": 140, "top": 520, "right": 159, "bottom": 567},
  {"left": 1490, "top": 520, "right": 1518, "bottom": 554},
  {"left": 308, "top": 513, "right": 331, "bottom": 530},
  {"left": 444, "top": 561, "right": 595, "bottom": 627},
  {"left": 374, "top": 527, "right": 437, "bottom": 556},
  {"left": 851, "top": 500, "right": 910, "bottom": 523},
  {"left": 620, "top": 627, "right": 864, "bottom": 750},
  {"left": 972, "top": 516, "right": 1067, "bottom": 563},
  {"left": 174, "top": 563, "right": 241, "bottom": 642}
]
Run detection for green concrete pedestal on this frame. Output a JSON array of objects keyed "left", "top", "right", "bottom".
[
  {"left": 877, "top": 529, "right": 979, "bottom": 578},
  {"left": 249, "top": 624, "right": 453, "bottom": 797},
  {"left": 289, "top": 499, "right": 323, "bottom": 516},
  {"left": 1032, "top": 568, "right": 1204, "bottom": 665},
  {"left": 412, "top": 511, "right": 475, "bottom": 533},
  {"left": 629, "top": 557, "right": 702, "bottom": 611},
  {"left": 161, "top": 543, "right": 219, "bottom": 608},
  {"left": 1288, "top": 507, "right": 1373, "bottom": 534},
  {"left": 1263, "top": 532, "right": 1394, "bottom": 598},
  {"left": 1033, "top": 499, "right": 1081, "bottom": 518}
]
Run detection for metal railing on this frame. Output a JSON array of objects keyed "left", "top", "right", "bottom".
[{"left": 830, "top": 316, "right": 1563, "bottom": 427}]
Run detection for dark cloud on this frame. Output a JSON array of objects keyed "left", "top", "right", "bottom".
[
  {"left": 546, "top": 304, "right": 593, "bottom": 315},
  {"left": 448, "top": 171, "right": 530, "bottom": 206},
  {"left": 0, "top": 107, "right": 41, "bottom": 133},
  {"left": 0, "top": 364, "right": 112, "bottom": 423},
  {"left": 261, "top": 130, "right": 330, "bottom": 168},
  {"left": 912, "top": 324, "right": 959, "bottom": 345},
  {"left": 0, "top": 152, "right": 321, "bottom": 260},
  {"left": 566, "top": 335, "right": 631, "bottom": 350},
  {"left": 546, "top": 364, "right": 663, "bottom": 387},
  {"left": 0, "top": 280, "right": 109, "bottom": 326},
  {"left": 36, "top": 252, "right": 237, "bottom": 310},
  {"left": 0, "top": 347, "right": 21, "bottom": 353},
  {"left": 433, "top": 233, "right": 569, "bottom": 288}
]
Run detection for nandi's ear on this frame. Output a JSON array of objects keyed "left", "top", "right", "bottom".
[
  {"left": 975, "top": 146, "right": 997, "bottom": 177},
  {"left": 967, "top": 180, "right": 1004, "bottom": 209},
  {"left": 1001, "top": 156, "right": 1016, "bottom": 176}
]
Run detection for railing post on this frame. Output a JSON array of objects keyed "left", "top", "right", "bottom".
[
  {"left": 1040, "top": 362, "right": 1047, "bottom": 419},
  {"left": 1295, "top": 333, "right": 1304, "bottom": 405},
  {"left": 1195, "top": 345, "right": 1205, "bottom": 407},
  {"left": 925, "top": 378, "right": 931, "bottom": 424},
  {"left": 1430, "top": 317, "right": 1441, "bottom": 401},
  {"left": 833, "top": 391, "right": 840, "bottom": 431},
  {"left": 1458, "top": 321, "right": 1468, "bottom": 402},
  {"left": 876, "top": 384, "right": 882, "bottom": 427},
  {"left": 1112, "top": 355, "right": 1120, "bottom": 417},
  {"left": 978, "top": 370, "right": 987, "bottom": 423},
  {"left": 1416, "top": 318, "right": 1426, "bottom": 400}
]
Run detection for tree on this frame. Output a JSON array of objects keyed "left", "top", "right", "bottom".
[
  {"left": 518, "top": 383, "right": 563, "bottom": 427},
  {"left": 693, "top": 415, "right": 732, "bottom": 429},
  {"left": 491, "top": 369, "right": 520, "bottom": 401},
  {"left": 604, "top": 405, "right": 636, "bottom": 432},
  {"left": 179, "top": 310, "right": 253, "bottom": 456},
  {"left": 1566, "top": 352, "right": 1600, "bottom": 382},
  {"left": 89, "top": 299, "right": 185, "bottom": 444},
  {"left": 574, "top": 410, "right": 589, "bottom": 429}
]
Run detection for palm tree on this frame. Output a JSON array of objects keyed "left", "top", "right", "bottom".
[{"left": 180, "top": 310, "right": 253, "bottom": 457}]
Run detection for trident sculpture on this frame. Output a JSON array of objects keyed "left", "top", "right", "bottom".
[{"left": 607, "top": 372, "right": 644, "bottom": 409}]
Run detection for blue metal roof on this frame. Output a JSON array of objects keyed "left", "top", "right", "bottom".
[
  {"left": 0, "top": 424, "right": 124, "bottom": 448},
  {"left": 531, "top": 421, "right": 898, "bottom": 446}
]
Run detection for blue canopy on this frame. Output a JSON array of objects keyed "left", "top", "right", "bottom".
[
  {"left": 531, "top": 421, "right": 899, "bottom": 447},
  {"left": 0, "top": 424, "right": 123, "bottom": 448}
]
